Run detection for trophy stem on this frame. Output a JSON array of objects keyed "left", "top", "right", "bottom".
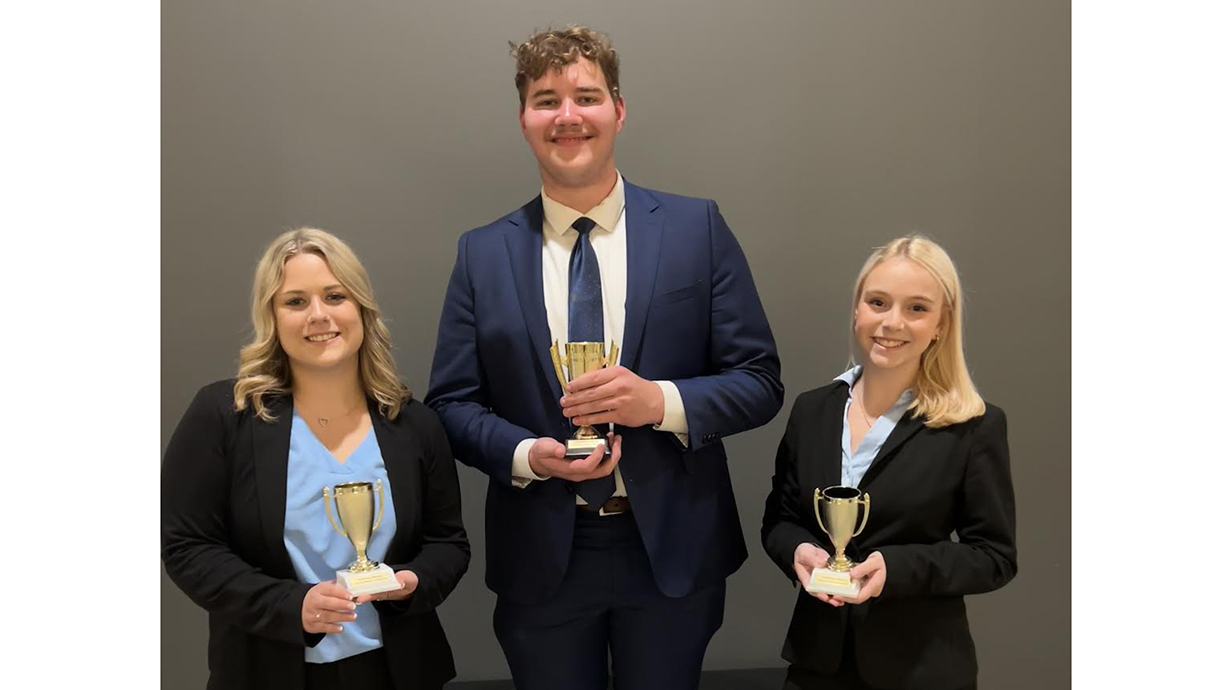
[
  {"left": 351, "top": 546, "right": 379, "bottom": 572},
  {"left": 827, "top": 552, "right": 855, "bottom": 572}
]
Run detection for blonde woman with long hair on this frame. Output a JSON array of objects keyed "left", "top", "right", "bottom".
[
  {"left": 162, "top": 228, "right": 469, "bottom": 690},
  {"left": 762, "top": 236, "right": 1017, "bottom": 690}
]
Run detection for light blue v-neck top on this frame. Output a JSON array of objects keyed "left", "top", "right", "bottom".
[
  {"left": 284, "top": 410, "right": 397, "bottom": 664},
  {"left": 834, "top": 366, "right": 915, "bottom": 488}
]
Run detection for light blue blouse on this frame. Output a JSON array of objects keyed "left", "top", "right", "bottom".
[
  {"left": 834, "top": 366, "right": 915, "bottom": 488},
  {"left": 285, "top": 410, "right": 397, "bottom": 664}
]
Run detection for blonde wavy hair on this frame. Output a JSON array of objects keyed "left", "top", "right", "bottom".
[
  {"left": 850, "top": 235, "right": 985, "bottom": 428},
  {"left": 233, "top": 227, "right": 409, "bottom": 422}
]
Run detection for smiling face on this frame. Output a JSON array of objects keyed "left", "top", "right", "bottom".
[
  {"left": 854, "top": 257, "right": 947, "bottom": 375},
  {"left": 273, "top": 252, "right": 364, "bottom": 374},
  {"left": 519, "top": 57, "right": 625, "bottom": 191}
]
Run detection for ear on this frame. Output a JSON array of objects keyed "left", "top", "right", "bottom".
[{"left": 614, "top": 95, "right": 626, "bottom": 133}]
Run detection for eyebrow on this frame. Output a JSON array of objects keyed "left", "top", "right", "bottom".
[
  {"left": 279, "top": 284, "right": 344, "bottom": 295},
  {"left": 864, "top": 290, "right": 935, "bottom": 303},
  {"left": 530, "top": 86, "right": 604, "bottom": 100}
]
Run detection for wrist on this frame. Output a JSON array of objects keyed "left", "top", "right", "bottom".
[{"left": 649, "top": 380, "right": 665, "bottom": 425}]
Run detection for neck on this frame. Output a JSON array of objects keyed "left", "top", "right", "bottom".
[
  {"left": 856, "top": 362, "right": 917, "bottom": 417},
  {"left": 289, "top": 362, "right": 366, "bottom": 412},
  {"left": 541, "top": 166, "right": 618, "bottom": 213}
]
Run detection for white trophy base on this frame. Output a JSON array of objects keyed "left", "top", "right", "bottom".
[
  {"left": 336, "top": 563, "right": 403, "bottom": 597},
  {"left": 805, "top": 567, "right": 864, "bottom": 598}
]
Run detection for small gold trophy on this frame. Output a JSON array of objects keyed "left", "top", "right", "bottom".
[
  {"left": 322, "top": 480, "right": 403, "bottom": 597},
  {"left": 549, "top": 339, "right": 619, "bottom": 458},
  {"left": 806, "top": 486, "right": 872, "bottom": 597}
]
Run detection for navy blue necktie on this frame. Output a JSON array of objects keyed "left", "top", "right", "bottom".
[{"left": 568, "top": 216, "right": 616, "bottom": 505}]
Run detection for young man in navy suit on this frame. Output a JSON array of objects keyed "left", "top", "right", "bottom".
[{"left": 425, "top": 26, "right": 783, "bottom": 690}]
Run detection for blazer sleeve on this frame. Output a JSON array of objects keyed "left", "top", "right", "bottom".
[
  {"left": 160, "top": 384, "right": 314, "bottom": 647},
  {"left": 379, "top": 408, "right": 471, "bottom": 618},
  {"left": 761, "top": 395, "right": 823, "bottom": 584},
  {"left": 425, "top": 232, "right": 534, "bottom": 486},
  {"left": 673, "top": 201, "right": 784, "bottom": 449},
  {"left": 878, "top": 406, "right": 1018, "bottom": 599}
]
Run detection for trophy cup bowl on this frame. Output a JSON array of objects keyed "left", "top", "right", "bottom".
[
  {"left": 549, "top": 339, "right": 619, "bottom": 459},
  {"left": 805, "top": 485, "right": 871, "bottom": 597},
  {"left": 323, "top": 480, "right": 403, "bottom": 597}
]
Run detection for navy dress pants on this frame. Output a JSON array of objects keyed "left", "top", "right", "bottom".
[{"left": 494, "top": 510, "right": 726, "bottom": 690}]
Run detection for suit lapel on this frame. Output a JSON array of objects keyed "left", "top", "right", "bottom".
[
  {"left": 620, "top": 182, "right": 664, "bottom": 370},
  {"left": 817, "top": 385, "right": 847, "bottom": 491},
  {"left": 252, "top": 394, "right": 296, "bottom": 577},
  {"left": 504, "top": 196, "right": 564, "bottom": 400},
  {"left": 370, "top": 400, "right": 418, "bottom": 560},
  {"left": 858, "top": 410, "right": 926, "bottom": 490}
]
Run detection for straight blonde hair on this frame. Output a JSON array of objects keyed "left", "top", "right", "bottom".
[
  {"left": 233, "top": 228, "right": 409, "bottom": 422},
  {"left": 851, "top": 235, "right": 985, "bottom": 428}
]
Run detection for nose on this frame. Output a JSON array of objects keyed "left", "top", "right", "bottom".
[
  {"left": 307, "top": 297, "right": 327, "bottom": 323},
  {"left": 883, "top": 306, "right": 906, "bottom": 331},
  {"left": 555, "top": 98, "right": 582, "bottom": 126}
]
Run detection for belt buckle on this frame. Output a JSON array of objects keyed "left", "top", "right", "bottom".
[{"left": 598, "top": 497, "right": 627, "bottom": 516}]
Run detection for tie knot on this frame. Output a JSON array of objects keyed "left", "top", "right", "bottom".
[{"left": 572, "top": 217, "right": 598, "bottom": 235}]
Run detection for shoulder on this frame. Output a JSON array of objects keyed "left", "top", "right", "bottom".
[
  {"left": 386, "top": 398, "right": 448, "bottom": 438},
  {"left": 628, "top": 183, "right": 719, "bottom": 231},
  {"left": 972, "top": 401, "right": 1008, "bottom": 435},
  {"left": 384, "top": 398, "right": 452, "bottom": 462},
  {"left": 391, "top": 397, "right": 438, "bottom": 426},
  {"left": 788, "top": 381, "right": 847, "bottom": 418},
  {"left": 937, "top": 401, "right": 1008, "bottom": 441},
  {"left": 170, "top": 379, "right": 247, "bottom": 441},
  {"left": 460, "top": 196, "right": 541, "bottom": 244},
  {"left": 188, "top": 379, "right": 240, "bottom": 415},
  {"left": 630, "top": 182, "right": 714, "bottom": 211}
]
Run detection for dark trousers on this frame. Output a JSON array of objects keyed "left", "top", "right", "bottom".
[
  {"left": 783, "top": 621, "right": 977, "bottom": 690},
  {"left": 304, "top": 647, "right": 396, "bottom": 690},
  {"left": 494, "top": 510, "right": 726, "bottom": 690}
]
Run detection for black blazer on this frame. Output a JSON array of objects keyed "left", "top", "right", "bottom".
[
  {"left": 761, "top": 381, "right": 1017, "bottom": 690},
  {"left": 161, "top": 380, "right": 470, "bottom": 690}
]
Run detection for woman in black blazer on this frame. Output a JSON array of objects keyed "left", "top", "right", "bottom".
[
  {"left": 762, "top": 236, "right": 1016, "bottom": 690},
  {"left": 162, "top": 228, "right": 469, "bottom": 690}
]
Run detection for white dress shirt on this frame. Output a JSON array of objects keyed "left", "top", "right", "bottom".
[{"left": 511, "top": 173, "right": 690, "bottom": 500}]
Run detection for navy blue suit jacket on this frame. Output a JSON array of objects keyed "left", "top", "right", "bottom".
[{"left": 426, "top": 181, "right": 783, "bottom": 604}]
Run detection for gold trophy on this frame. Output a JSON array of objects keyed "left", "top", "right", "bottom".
[
  {"left": 322, "top": 480, "right": 403, "bottom": 596},
  {"left": 806, "top": 486, "right": 871, "bottom": 597},
  {"left": 549, "top": 339, "right": 619, "bottom": 458}
]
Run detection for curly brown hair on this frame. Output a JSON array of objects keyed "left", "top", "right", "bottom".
[{"left": 510, "top": 26, "right": 621, "bottom": 108}]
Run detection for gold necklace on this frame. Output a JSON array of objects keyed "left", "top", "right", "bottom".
[
  {"left": 853, "top": 383, "right": 875, "bottom": 428},
  {"left": 295, "top": 397, "right": 365, "bottom": 428}
]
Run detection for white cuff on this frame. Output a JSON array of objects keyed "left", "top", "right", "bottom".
[
  {"left": 653, "top": 380, "right": 690, "bottom": 448},
  {"left": 511, "top": 438, "right": 549, "bottom": 488}
]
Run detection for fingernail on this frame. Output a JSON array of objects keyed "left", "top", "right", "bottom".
[{"left": 348, "top": 603, "right": 355, "bottom": 610}]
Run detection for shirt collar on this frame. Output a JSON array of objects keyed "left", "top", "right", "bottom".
[
  {"left": 834, "top": 365, "right": 916, "bottom": 409},
  {"left": 541, "top": 171, "right": 626, "bottom": 237}
]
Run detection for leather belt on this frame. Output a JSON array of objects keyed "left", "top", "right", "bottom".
[{"left": 577, "top": 495, "right": 631, "bottom": 516}]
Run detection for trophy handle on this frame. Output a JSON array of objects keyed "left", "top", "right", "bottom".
[
  {"left": 372, "top": 479, "right": 385, "bottom": 532},
  {"left": 549, "top": 340, "right": 569, "bottom": 391},
  {"left": 852, "top": 492, "right": 871, "bottom": 538},
  {"left": 812, "top": 488, "right": 831, "bottom": 538},
  {"left": 605, "top": 340, "right": 620, "bottom": 368},
  {"left": 322, "top": 487, "right": 347, "bottom": 538}
]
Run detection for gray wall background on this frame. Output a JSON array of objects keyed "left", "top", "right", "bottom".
[{"left": 162, "top": 0, "right": 1069, "bottom": 687}]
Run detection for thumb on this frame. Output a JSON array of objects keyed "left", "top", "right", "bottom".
[{"left": 849, "top": 559, "right": 876, "bottom": 580}]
